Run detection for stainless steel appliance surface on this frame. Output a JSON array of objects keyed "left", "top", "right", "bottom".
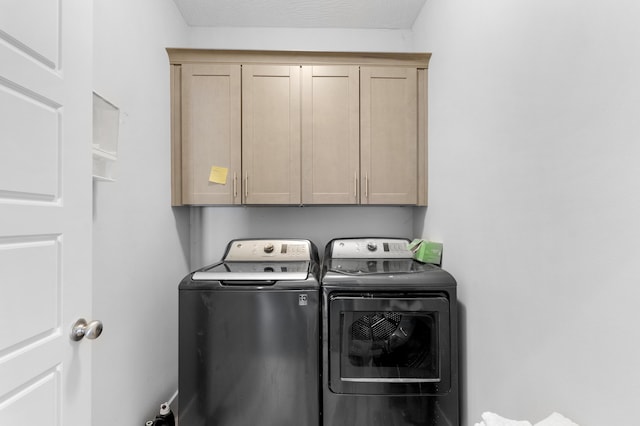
[
  {"left": 321, "top": 237, "right": 459, "bottom": 426},
  {"left": 179, "top": 239, "right": 321, "bottom": 426}
]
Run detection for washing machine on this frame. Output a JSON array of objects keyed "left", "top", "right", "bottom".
[
  {"left": 179, "top": 238, "right": 321, "bottom": 426},
  {"left": 321, "top": 237, "right": 459, "bottom": 426}
]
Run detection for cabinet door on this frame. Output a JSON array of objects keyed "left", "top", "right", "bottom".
[
  {"left": 301, "top": 66, "right": 360, "bottom": 204},
  {"left": 242, "top": 65, "right": 301, "bottom": 204},
  {"left": 361, "top": 67, "right": 418, "bottom": 205},
  {"left": 181, "top": 63, "right": 241, "bottom": 204}
]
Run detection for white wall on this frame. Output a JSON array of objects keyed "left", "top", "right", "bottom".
[
  {"left": 187, "top": 27, "right": 414, "bottom": 51},
  {"left": 192, "top": 207, "right": 415, "bottom": 267},
  {"left": 413, "top": 0, "right": 640, "bottom": 424},
  {"left": 92, "top": 1, "right": 189, "bottom": 424}
]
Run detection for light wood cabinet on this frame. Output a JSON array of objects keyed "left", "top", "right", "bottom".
[
  {"left": 301, "top": 65, "right": 360, "bottom": 204},
  {"left": 361, "top": 66, "right": 418, "bottom": 205},
  {"left": 242, "top": 65, "right": 301, "bottom": 204},
  {"left": 175, "top": 63, "right": 241, "bottom": 205},
  {"left": 168, "top": 49, "right": 430, "bottom": 206}
]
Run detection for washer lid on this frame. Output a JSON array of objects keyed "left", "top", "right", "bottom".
[
  {"left": 327, "top": 258, "right": 437, "bottom": 275},
  {"left": 192, "top": 260, "right": 310, "bottom": 281}
]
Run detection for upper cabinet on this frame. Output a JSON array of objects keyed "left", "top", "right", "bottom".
[
  {"left": 168, "top": 49, "right": 430, "bottom": 206},
  {"left": 361, "top": 66, "right": 418, "bottom": 205},
  {"left": 174, "top": 63, "right": 241, "bottom": 205},
  {"left": 301, "top": 65, "right": 360, "bottom": 204},
  {"left": 242, "top": 65, "right": 301, "bottom": 205}
]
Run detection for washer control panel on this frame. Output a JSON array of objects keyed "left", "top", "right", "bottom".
[
  {"left": 224, "top": 239, "right": 311, "bottom": 261},
  {"left": 330, "top": 238, "right": 412, "bottom": 259}
]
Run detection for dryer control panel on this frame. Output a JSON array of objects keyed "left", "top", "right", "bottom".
[{"left": 330, "top": 238, "right": 412, "bottom": 259}]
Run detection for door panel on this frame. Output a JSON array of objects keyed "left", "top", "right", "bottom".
[
  {"left": 0, "top": 236, "right": 59, "bottom": 352},
  {"left": 0, "top": 1, "right": 93, "bottom": 425},
  {"left": 0, "top": 0, "right": 59, "bottom": 67},
  {"left": 0, "top": 86, "right": 59, "bottom": 200}
]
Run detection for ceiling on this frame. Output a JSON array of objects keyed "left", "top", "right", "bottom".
[{"left": 171, "top": 0, "right": 428, "bottom": 30}]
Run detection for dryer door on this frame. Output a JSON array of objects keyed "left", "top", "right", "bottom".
[{"left": 328, "top": 293, "right": 451, "bottom": 395}]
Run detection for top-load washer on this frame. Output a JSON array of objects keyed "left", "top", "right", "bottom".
[
  {"left": 321, "top": 237, "right": 459, "bottom": 426},
  {"left": 179, "top": 238, "right": 320, "bottom": 426}
]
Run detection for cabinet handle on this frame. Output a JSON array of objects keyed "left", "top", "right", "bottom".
[
  {"left": 233, "top": 172, "right": 237, "bottom": 198},
  {"left": 245, "top": 174, "right": 248, "bottom": 199},
  {"left": 365, "top": 173, "right": 369, "bottom": 199},
  {"left": 354, "top": 172, "right": 358, "bottom": 199}
]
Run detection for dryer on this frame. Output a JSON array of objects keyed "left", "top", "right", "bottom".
[{"left": 321, "top": 238, "right": 459, "bottom": 426}]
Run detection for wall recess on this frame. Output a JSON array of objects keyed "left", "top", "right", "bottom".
[{"left": 92, "top": 92, "right": 119, "bottom": 181}]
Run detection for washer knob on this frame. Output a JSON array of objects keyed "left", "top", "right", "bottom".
[
  {"left": 264, "top": 243, "right": 275, "bottom": 253},
  {"left": 367, "top": 242, "right": 378, "bottom": 252}
]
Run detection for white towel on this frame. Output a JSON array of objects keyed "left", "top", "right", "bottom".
[
  {"left": 534, "top": 412, "right": 579, "bottom": 426},
  {"left": 478, "top": 412, "right": 533, "bottom": 426},
  {"left": 474, "top": 412, "right": 579, "bottom": 426}
]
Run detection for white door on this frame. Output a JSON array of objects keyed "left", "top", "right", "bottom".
[{"left": 0, "top": 1, "right": 93, "bottom": 425}]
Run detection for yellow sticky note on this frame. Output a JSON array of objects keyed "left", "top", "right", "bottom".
[{"left": 208, "top": 166, "right": 228, "bottom": 184}]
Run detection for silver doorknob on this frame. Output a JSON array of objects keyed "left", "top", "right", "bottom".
[{"left": 70, "top": 318, "right": 103, "bottom": 341}]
